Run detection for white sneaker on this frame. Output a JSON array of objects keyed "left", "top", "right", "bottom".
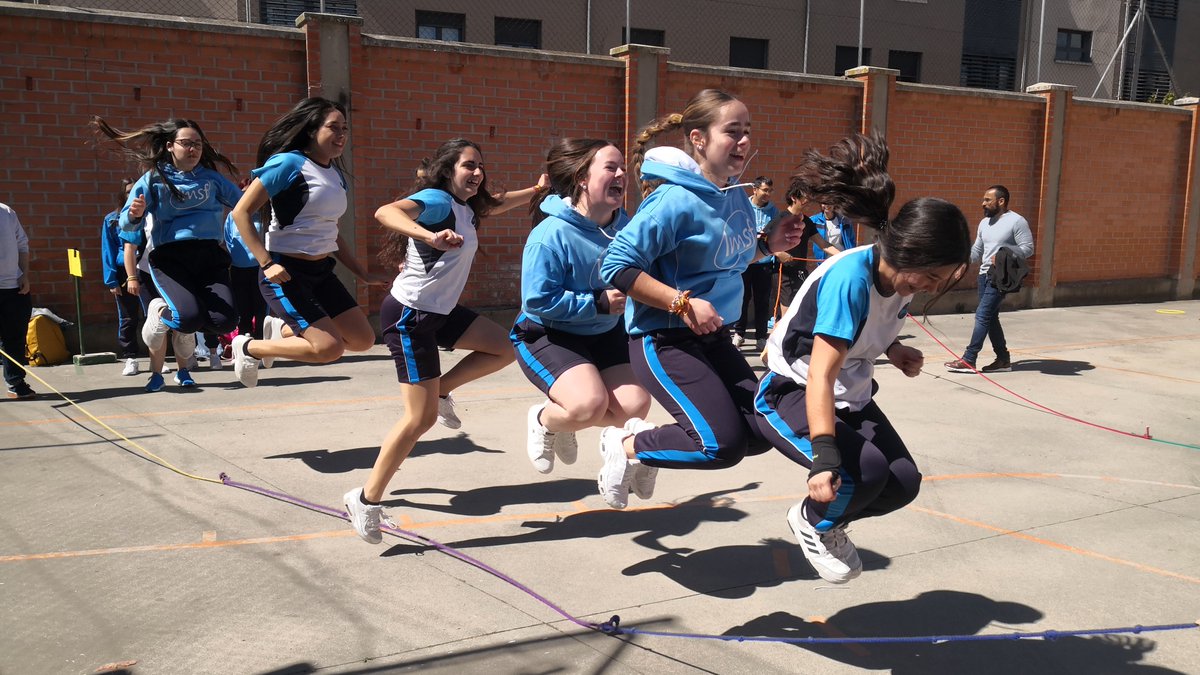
[
  {"left": 121, "top": 358, "right": 139, "bottom": 376},
  {"left": 624, "top": 418, "right": 659, "bottom": 500},
  {"left": 231, "top": 334, "right": 259, "bottom": 388},
  {"left": 597, "top": 426, "right": 636, "bottom": 509},
  {"left": 437, "top": 394, "right": 462, "bottom": 429},
  {"left": 160, "top": 362, "right": 171, "bottom": 374},
  {"left": 141, "top": 298, "right": 170, "bottom": 351},
  {"left": 553, "top": 429, "right": 578, "bottom": 465},
  {"left": 786, "top": 502, "right": 862, "bottom": 583},
  {"left": 210, "top": 352, "right": 223, "bottom": 370},
  {"left": 527, "top": 404, "right": 556, "bottom": 474},
  {"left": 731, "top": 333, "right": 746, "bottom": 348},
  {"left": 194, "top": 337, "right": 211, "bottom": 362},
  {"left": 343, "top": 487, "right": 383, "bottom": 544},
  {"left": 260, "top": 316, "right": 284, "bottom": 368}
]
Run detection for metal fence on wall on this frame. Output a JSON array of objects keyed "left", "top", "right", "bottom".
[{"left": 18, "top": 0, "right": 1190, "bottom": 102}]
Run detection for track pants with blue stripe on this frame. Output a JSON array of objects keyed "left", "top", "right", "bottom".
[
  {"left": 628, "top": 328, "right": 770, "bottom": 469},
  {"left": 754, "top": 372, "right": 921, "bottom": 531}
]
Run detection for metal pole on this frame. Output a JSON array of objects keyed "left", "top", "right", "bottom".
[
  {"left": 626, "top": 0, "right": 631, "bottom": 43},
  {"left": 1091, "top": 4, "right": 1142, "bottom": 98},
  {"left": 858, "top": 0, "right": 865, "bottom": 66},
  {"left": 586, "top": 0, "right": 592, "bottom": 54},
  {"left": 803, "top": 0, "right": 810, "bottom": 73},
  {"left": 1117, "top": 0, "right": 1131, "bottom": 99},
  {"left": 1036, "top": 0, "right": 1045, "bottom": 82}
]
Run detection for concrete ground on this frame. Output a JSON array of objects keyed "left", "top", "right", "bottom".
[{"left": 1, "top": 300, "right": 1198, "bottom": 675}]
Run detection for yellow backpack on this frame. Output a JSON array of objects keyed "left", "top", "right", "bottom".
[{"left": 26, "top": 314, "right": 70, "bottom": 366}]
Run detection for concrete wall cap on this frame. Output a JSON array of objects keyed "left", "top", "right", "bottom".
[
  {"left": 896, "top": 81, "right": 1042, "bottom": 103},
  {"left": 610, "top": 44, "right": 671, "bottom": 57},
  {"left": 1026, "top": 83, "right": 1077, "bottom": 93},
  {"left": 1075, "top": 97, "right": 1192, "bottom": 115},
  {"left": 297, "top": 12, "right": 364, "bottom": 28},
  {"left": 845, "top": 66, "right": 900, "bottom": 77},
  {"left": 1173, "top": 97, "right": 1200, "bottom": 106},
  {"left": 668, "top": 62, "right": 862, "bottom": 89},
  {"left": 361, "top": 35, "right": 623, "bottom": 68},
  {"left": 0, "top": 1, "right": 300, "bottom": 39}
]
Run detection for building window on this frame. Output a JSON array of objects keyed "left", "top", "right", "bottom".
[
  {"left": 835, "top": 45, "right": 871, "bottom": 74},
  {"left": 730, "top": 37, "right": 769, "bottom": 69},
  {"left": 960, "top": 53, "right": 1016, "bottom": 91},
  {"left": 888, "top": 50, "right": 922, "bottom": 83},
  {"left": 495, "top": 17, "right": 541, "bottom": 49},
  {"left": 416, "top": 10, "right": 464, "bottom": 42},
  {"left": 1055, "top": 29, "right": 1091, "bottom": 63},
  {"left": 261, "top": 0, "right": 357, "bottom": 26},
  {"left": 622, "top": 27, "right": 665, "bottom": 46}
]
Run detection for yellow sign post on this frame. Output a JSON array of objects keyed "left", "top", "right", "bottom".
[{"left": 67, "top": 249, "right": 116, "bottom": 367}]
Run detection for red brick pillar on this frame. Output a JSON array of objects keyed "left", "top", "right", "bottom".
[
  {"left": 1173, "top": 96, "right": 1200, "bottom": 299},
  {"left": 847, "top": 66, "right": 898, "bottom": 138},
  {"left": 611, "top": 43, "right": 669, "bottom": 208},
  {"left": 1026, "top": 83, "right": 1074, "bottom": 308},
  {"left": 296, "top": 12, "right": 368, "bottom": 302}
]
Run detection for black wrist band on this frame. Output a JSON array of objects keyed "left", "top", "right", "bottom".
[
  {"left": 260, "top": 261, "right": 274, "bottom": 271},
  {"left": 808, "top": 434, "right": 842, "bottom": 478},
  {"left": 757, "top": 238, "right": 772, "bottom": 257}
]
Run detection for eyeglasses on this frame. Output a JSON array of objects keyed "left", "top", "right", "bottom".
[
  {"left": 172, "top": 139, "right": 203, "bottom": 151},
  {"left": 323, "top": 125, "right": 350, "bottom": 137}
]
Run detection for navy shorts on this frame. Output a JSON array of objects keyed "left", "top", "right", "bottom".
[
  {"left": 260, "top": 255, "right": 359, "bottom": 335},
  {"left": 381, "top": 294, "right": 478, "bottom": 383},
  {"left": 510, "top": 315, "right": 630, "bottom": 396}
]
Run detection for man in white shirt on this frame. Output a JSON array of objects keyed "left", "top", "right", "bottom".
[{"left": 0, "top": 203, "right": 36, "bottom": 398}]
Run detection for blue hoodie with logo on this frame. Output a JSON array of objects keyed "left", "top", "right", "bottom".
[
  {"left": 600, "top": 160, "right": 757, "bottom": 336},
  {"left": 119, "top": 163, "right": 242, "bottom": 248},
  {"left": 521, "top": 194, "right": 630, "bottom": 336}
]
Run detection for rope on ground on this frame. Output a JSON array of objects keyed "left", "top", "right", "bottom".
[
  {"left": 906, "top": 316, "right": 1200, "bottom": 451},
  {"left": 9, "top": 345, "right": 1199, "bottom": 646},
  {"left": 0, "top": 346, "right": 222, "bottom": 483}
]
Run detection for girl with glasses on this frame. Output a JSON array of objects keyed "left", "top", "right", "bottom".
[{"left": 92, "top": 116, "right": 242, "bottom": 391}]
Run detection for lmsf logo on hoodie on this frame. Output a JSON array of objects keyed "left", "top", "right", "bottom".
[
  {"left": 714, "top": 209, "right": 757, "bottom": 270},
  {"left": 169, "top": 182, "right": 213, "bottom": 210}
]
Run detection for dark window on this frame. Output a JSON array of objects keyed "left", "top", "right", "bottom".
[
  {"left": 495, "top": 17, "right": 541, "bottom": 49},
  {"left": 835, "top": 45, "right": 871, "bottom": 74},
  {"left": 1145, "top": 0, "right": 1178, "bottom": 20},
  {"left": 960, "top": 53, "right": 1016, "bottom": 90},
  {"left": 888, "top": 50, "right": 922, "bottom": 83},
  {"left": 730, "top": 37, "right": 769, "bottom": 69},
  {"left": 261, "top": 0, "right": 357, "bottom": 26},
  {"left": 416, "top": 10, "right": 465, "bottom": 42},
  {"left": 622, "top": 27, "right": 665, "bottom": 46},
  {"left": 1055, "top": 29, "right": 1091, "bottom": 63}
]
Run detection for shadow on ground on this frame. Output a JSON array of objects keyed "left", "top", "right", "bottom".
[
  {"left": 723, "top": 590, "right": 1181, "bottom": 675},
  {"left": 265, "top": 434, "right": 500, "bottom": 473}
]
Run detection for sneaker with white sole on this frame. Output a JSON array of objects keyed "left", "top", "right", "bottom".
[
  {"left": 145, "top": 372, "right": 165, "bottom": 393},
  {"left": 597, "top": 426, "right": 637, "bottom": 509},
  {"left": 731, "top": 333, "right": 746, "bottom": 348},
  {"left": 231, "top": 334, "right": 259, "bottom": 388},
  {"left": 437, "top": 394, "right": 462, "bottom": 429},
  {"left": 260, "top": 315, "right": 284, "bottom": 368},
  {"left": 173, "top": 368, "right": 196, "bottom": 387},
  {"left": 343, "top": 487, "right": 383, "bottom": 544},
  {"left": 623, "top": 418, "right": 659, "bottom": 500},
  {"left": 527, "top": 404, "right": 556, "bottom": 474},
  {"left": 786, "top": 502, "right": 862, "bottom": 583},
  {"left": 121, "top": 358, "right": 139, "bottom": 376},
  {"left": 209, "top": 353, "right": 223, "bottom": 370},
  {"left": 141, "top": 298, "right": 170, "bottom": 351}
]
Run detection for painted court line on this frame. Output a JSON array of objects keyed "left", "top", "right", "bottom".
[{"left": 3, "top": 473, "right": 1196, "bottom": 590}]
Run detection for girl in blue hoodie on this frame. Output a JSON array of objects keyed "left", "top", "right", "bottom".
[
  {"left": 512, "top": 138, "right": 651, "bottom": 478},
  {"left": 93, "top": 116, "right": 243, "bottom": 391},
  {"left": 596, "top": 89, "right": 805, "bottom": 509}
]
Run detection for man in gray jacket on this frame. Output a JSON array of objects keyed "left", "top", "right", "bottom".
[{"left": 945, "top": 185, "right": 1034, "bottom": 374}]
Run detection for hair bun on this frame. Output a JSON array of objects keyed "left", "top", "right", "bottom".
[{"left": 666, "top": 113, "right": 683, "bottom": 125}]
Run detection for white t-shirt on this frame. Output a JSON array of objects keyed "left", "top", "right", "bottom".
[
  {"left": 252, "top": 151, "right": 347, "bottom": 257},
  {"left": 0, "top": 204, "right": 29, "bottom": 289},
  {"left": 389, "top": 189, "right": 480, "bottom": 315}
]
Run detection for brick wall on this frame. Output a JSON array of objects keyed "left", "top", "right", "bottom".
[
  {"left": 1, "top": 8, "right": 306, "bottom": 344},
  {"left": 1, "top": 5, "right": 1197, "bottom": 354}
]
